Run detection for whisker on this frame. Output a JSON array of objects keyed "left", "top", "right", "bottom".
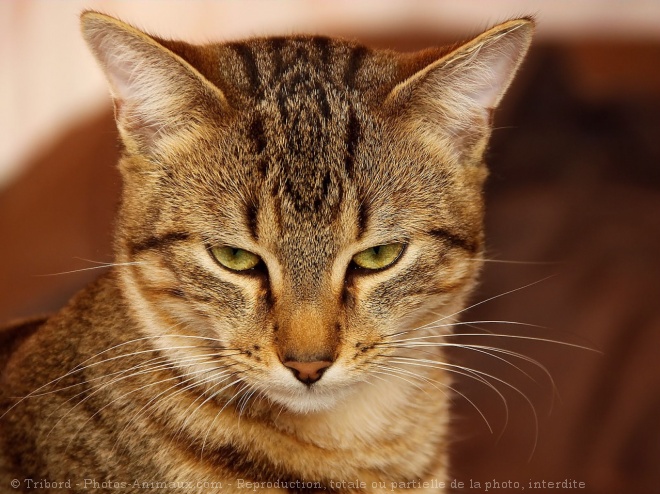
[
  {"left": 29, "top": 348, "right": 240, "bottom": 399},
  {"left": 385, "top": 276, "right": 557, "bottom": 339},
  {"left": 394, "top": 341, "right": 540, "bottom": 386},
  {"left": 27, "top": 347, "right": 240, "bottom": 404},
  {"left": 61, "top": 364, "right": 228, "bottom": 451},
  {"left": 389, "top": 355, "right": 539, "bottom": 459},
  {"left": 175, "top": 370, "right": 243, "bottom": 445},
  {"left": 34, "top": 261, "right": 145, "bottom": 277},
  {"left": 473, "top": 258, "right": 561, "bottom": 266},
  {"left": 4, "top": 331, "right": 242, "bottom": 415},
  {"left": 47, "top": 351, "right": 236, "bottom": 434},
  {"left": 379, "top": 357, "right": 502, "bottom": 431},
  {"left": 2, "top": 323, "right": 197, "bottom": 413},
  {"left": 112, "top": 372, "right": 213, "bottom": 456},
  {"left": 48, "top": 356, "right": 219, "bottom": 435},
  {"left": 236, "top": 382, "right": 260, "bottom": 422},
  {"left": 72, "top": 257, "right": 119, "bottom": 265},
  {"left": 29, "top": 354, "right": 172, "bottom": 398},
  {"left": 372, "top": 362, "right": 494, "bottom": 433},
  {"left": 112, "top": 357, "right": 238, "bottom": 422},
  {"left": 200, "top": 376, "right": 246, "bottom": 458},
  {"left": 385, "top": 341, "right": 560, "bottom": 403},
  {"left": 385, "top": 331, "right": 599, "bottom": 353},
  {"left": 370, "top": 365, "right": 427, "bottom": 393},
  {"left": 115, "top": 367, "right": 238, "bottom": 455}
]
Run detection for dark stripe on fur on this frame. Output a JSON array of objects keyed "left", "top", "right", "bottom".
[
  {"left": 250, "top": 116, "right": 267, "bottom": 155},
  {"left": 276, "top": 87, "right": 289, "bottom": 123},
  {"left": 344, "top": 46, "right": 367, "bottom": 88},
  {"left": 250, "top": 116, "right": 269, "bottom": 175},
  {"left": 269, "top": 38, "right": 285, "bottom": 81},
  {"left": 246, "top": 200, "right": 260, "bottom": 240},
  {"left": 130, "top": 232, "right": 190, "bottom": 254},
  {"left": 344, "top": 108, "right": 360, "bottom": 178},
  {"left": 232, "top": 43, "right": 262, "bottom": 99},
  {"left": 357, "top": 201, "right": 370, "bottom": 240},
  {"left": 314, "top": 36, "right": 331, "bottom": 68},
  {"left": 0, "top": 317, "right": 46, "bottom": 372},
  {"left": 153, "top": 287, "right": 186, "bottom": 298},
  {"left": 428, "top": 228, "right": 478, "bottom": 253},
  {"left": 171, "top": 436, "right": 332, "bottom": 489},
  {"left": 314, "top": 81, "right": 331, "bottom": 120},
  {"left": 315, "top": 171, "right": 333, "bottom": 211},
  {"left": 147, "top": 286, "right": 214, "bottom": 303}
]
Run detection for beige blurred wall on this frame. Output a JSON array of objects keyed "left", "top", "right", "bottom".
[{"left": 2, "top": 0, "right": 660, "bottom": 190}]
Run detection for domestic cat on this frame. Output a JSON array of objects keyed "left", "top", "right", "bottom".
[{"left": 0, "top": 11, "right": 532, "bottom": 493}]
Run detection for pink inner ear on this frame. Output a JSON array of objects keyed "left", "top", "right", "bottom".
[
  {"left": 105, "top": 57, "right": 139, "bottom": 104},
  {"left": 467, "top": 52, "right": 518, "bottom": 110},
  {"left": 114, "top": 98, "right": 161, "bottom": 147},
  {"left": 438, "top": 21, "right": 532, "bottom": 113},
  {"left": 85, "top": 27, "right": 186, "bottom": 149},
  {"left": 98, "top": 38, "right": 157, "bottom": 114}
]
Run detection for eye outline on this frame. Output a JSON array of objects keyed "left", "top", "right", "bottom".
[
  {"left": 349, "top": 242, "right": 407, "bottom": 274},
  {"left": 207, "top": 244, "right": 266, "bottom": 275}
]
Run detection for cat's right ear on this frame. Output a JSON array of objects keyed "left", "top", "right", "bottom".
[
  {"left": 80, "top": 11, "right": 229, "bottom": 156},
  {"left": 385, "top": 18, "right": 534, "bottom": 166}
]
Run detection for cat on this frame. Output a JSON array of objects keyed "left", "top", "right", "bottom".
[{"left": 0, "top": 11, "right": 532, "bottom": 493}]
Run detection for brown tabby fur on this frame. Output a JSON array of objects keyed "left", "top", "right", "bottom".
[{"left": 0, "top": 12, "right": 532, "bottom": 493}]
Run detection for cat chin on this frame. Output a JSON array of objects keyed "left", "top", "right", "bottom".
[{"left": 264, "top": 385, "right": 355, "bottom": 414}]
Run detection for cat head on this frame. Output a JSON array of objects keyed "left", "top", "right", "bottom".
[{"left": 82, "top": 12, "right": 532, "bottom": 413}]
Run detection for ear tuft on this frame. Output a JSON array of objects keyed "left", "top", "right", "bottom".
[
  {"left": 80, "top": 11, "right": 227, "bottom": 155},
  {"left": 451, "top": 18, "right": 534, "bottom": 110},
  {"left": 387, "top": 18, "right": 534, "bottom": 164}
]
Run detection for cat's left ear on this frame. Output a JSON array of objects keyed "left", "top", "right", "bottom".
[
  {"left": 387, "top": 18, "right": 534, "bottom": 165},
  {"left": 81, "top": 11, "right": 229, "bottom": 156}
]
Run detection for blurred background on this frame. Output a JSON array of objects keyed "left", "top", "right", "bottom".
[{"left": 1, "top": 1, "right": 659, "bottom": 493}]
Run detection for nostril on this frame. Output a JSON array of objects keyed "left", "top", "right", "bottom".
[{"left": 283, "top": 360, "right": 332, "bottom": 385}]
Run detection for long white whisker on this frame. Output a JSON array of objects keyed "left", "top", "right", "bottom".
[
  {"left": 394, "top": 342, "right": 539, "bottom": 387},
  {"left": 60, "top": 365, "right": 225, "bottom": 451},
  {"left": 115, "top": 367, "right": 237, "bottom": 455},
  {"left": 473, "top": 258, "right": 561, "bottom": 265},
  {"left": 435, "top": 320, "right": 545, "bottom": 331},
  {"left": 42, "top": 353, "right": 228, "bottom": 426},
  {"left": 390, "top": 355, "right": 539, "bottom": 458},
  {"left": 370, "top": 365, "right": 427, "bottom": 393},
  {"left": 385, "top": 332, "right": 598, "bottom": 353},
  {"left": 34, "top": 262, "right": 145, "bottom": 277},
  {"left": 29, "top": 350, "right": 240, "bottom": 398},
  {"left": 383, "top": 357, "right": 502, "bottom": 431},
  {"left": 175, "top": 370, "right": 243, "bottom": 445},
  {"left": 373, "top": 363, "right": 494, "bottom": 433},
  {"left": 46, "top": 348, "right": 236, "bottom": 427},
  {"left": 200, "top": 376, "right": 246, "bottom": 458},
  {"left": 387, "top": 276, "right": 556, "bottom": 339}
]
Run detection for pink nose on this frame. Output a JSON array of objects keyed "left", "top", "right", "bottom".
[{"left": 283, "top": 360, "right": 332, "bottom": 384}]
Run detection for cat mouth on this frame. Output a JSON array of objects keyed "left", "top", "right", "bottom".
[
  {"left": 264, "top": 386, "right": 348, "bottom": 414},
  {"left": 260, "top": 367, "right": 356, "bottom": 413}
]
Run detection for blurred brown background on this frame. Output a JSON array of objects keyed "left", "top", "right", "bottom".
[{"left": 1, "top": 2, "right": 659, "bottom": 493}]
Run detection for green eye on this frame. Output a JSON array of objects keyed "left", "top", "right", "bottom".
[
  {"left": 210, "top": 246, "right": 261, "bottom": 271},
  {"left": 352, "top": 243, "right": 405, "bottom": 270}
]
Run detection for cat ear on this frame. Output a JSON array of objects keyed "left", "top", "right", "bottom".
[
  {"left": 387, "top": 18, "right": 534, "bottom": 164},
  {"left": 80, "top": 11, "right": 229, "bottom": 155}
]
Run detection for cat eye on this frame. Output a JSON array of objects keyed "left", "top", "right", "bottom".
[
  {"left": 210, "top": 246, "right": 261, "bottom": 272},
  {"left": 351, "top": 243, "right": 405, "bottom": 271}
]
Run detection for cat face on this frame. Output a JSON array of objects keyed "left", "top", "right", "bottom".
[{"left": 82, "top": 13, "right": 532, "bottom": 413}]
